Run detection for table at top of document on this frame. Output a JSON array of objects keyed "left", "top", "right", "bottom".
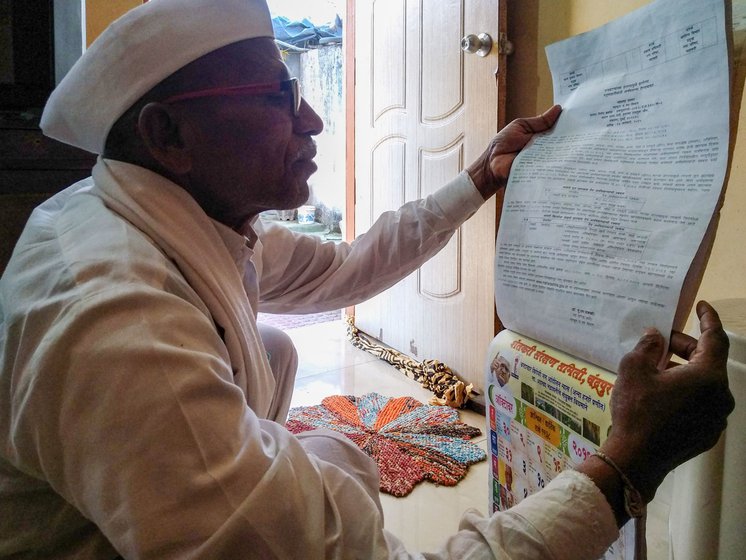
[{"left": 559, "top": 15, "right": 720, "bottom": 95}]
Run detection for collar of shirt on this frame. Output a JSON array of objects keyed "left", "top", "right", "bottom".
[
  {"left": 210, "top": 217, "right": 258, "bottom": 266},
  {"left": 210, "top": 217, "right": 261, "bottom": 314}
]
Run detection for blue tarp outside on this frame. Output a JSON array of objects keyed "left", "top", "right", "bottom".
[{"left": 272, "top": 15, "right": 343, "bottom": 48}]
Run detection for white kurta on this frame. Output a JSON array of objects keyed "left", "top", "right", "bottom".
[{"left": 0, "top": 160, "right": 617, "bottom": 559}]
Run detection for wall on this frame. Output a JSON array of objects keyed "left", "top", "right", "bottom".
[
  {"left": 299, "top": 45, "right": 345, "bottom": 230},
  {"left": 85, "top": 0, "right": 141, "bottom": 46},
  {"left": 507, "top": 0, "right": 746, "bottom": 313}
]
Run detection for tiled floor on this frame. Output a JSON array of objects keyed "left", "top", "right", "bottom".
[
  {"left": 285, "top": 319, "right": 672, "bottom": 557},
  {"left": 257, "top": 309, "right": 342, "bottom": 330},
  {"left": 287, "top": 319, "right": 488, "bottom": 554}
]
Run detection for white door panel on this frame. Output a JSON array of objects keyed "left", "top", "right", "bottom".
[{"left": 354, "top": 0, "right": 504, "bottom": 396}]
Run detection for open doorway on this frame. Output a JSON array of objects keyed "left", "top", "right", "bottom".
[{"left": 258, "top": 0, "right": 347, "bottom": 330}]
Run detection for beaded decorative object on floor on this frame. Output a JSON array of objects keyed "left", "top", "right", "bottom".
[
  {"left": 286, "top": 392, "right": 486, "bottom": 497},
  {"left": 345, "top": 317, "right": 474, "bottom": 409}
]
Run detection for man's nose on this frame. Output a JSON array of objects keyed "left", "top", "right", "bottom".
[{"left": 294, "top": 98, "right": 324, "bottom": 136}]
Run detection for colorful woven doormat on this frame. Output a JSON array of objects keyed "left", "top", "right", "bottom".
[{"left": 286, "top": 392, "right": 486, "bottom": 497}]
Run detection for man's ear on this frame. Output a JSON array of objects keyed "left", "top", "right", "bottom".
[{"left": 137, "top": 102, "right": 193, "bottom": 174}]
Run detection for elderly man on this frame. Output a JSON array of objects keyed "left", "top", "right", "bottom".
[
  {"left": 490, "top": 354, "right": 512, "bottom": 388},
  {"left": 0, "top": 0, "right": 734, "bottom": 558}
]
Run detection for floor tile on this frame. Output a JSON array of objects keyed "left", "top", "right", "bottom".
[
  {"left": 379, "top": 442, "right": 489, "bottom": 554},
  {"left": 288, "top": 320, "right": 380, "bottom": 379}
]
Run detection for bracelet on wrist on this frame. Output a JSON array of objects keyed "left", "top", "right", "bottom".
[{"left": 592, "top": 450, "right": 646, "bottom": 519}]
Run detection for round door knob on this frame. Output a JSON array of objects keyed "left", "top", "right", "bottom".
[{"left": 460, "top": 33, "right": 493, "bottom": 57}]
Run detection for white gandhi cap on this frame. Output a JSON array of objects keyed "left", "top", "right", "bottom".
[{"left": 40, "top": 0, "right": 274, "bottom": 154}]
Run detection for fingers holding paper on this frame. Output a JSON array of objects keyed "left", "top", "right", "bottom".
[
  {"left": 466, "top": 104, "right": 562, "bottom": 200},
  {"left": 600, "top": 301, "right": 734, "bottom": 502},
  {"left": 670, "top": 301, "right": 730, "bottom": 367}
]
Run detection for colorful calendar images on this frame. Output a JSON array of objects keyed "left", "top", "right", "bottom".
[{"left": 485, "top": 330, "right": 633, "bottom": 559}]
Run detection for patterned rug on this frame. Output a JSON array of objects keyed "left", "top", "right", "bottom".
[{"left": 286, "top": 392, "right": 486, "bottom": 497}]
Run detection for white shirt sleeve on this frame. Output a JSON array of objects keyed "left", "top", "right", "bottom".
[
  {"left": 422, "top": 470, "right": 620, "bottom": 560},
  {"left": 287, "top": 425, "right": 619, "bottom": 560},
  {"left": 254, "top": 171, "right": 485, "bottom": 314}
]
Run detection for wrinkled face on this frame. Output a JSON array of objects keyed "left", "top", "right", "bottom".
[{"left": 166, "top": 38, "right": 324, "bottom": 231}]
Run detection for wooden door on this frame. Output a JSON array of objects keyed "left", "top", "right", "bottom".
[{"left": 352, "top": 0, "right": 506, "bottom": 396}]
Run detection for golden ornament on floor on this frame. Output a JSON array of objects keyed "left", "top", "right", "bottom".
[{"left": 346, "top": 317, "right": 474, "bottom": 409}]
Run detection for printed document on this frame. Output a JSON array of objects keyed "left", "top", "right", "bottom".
[{"left": 495, "top": 0, "right": 731, "bottom": 372}]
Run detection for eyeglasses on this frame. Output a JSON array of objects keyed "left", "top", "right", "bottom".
[{"left": 161, "top": 77, "right": 302, "bottom": 116}]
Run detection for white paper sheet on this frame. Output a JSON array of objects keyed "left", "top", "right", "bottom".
[{"left": 495, "top": 0, "right": 731, "bottom": 372}]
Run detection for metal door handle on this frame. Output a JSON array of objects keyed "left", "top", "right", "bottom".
[{"left": 461, "top": 33, "right": 493, "bottom": 57}]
